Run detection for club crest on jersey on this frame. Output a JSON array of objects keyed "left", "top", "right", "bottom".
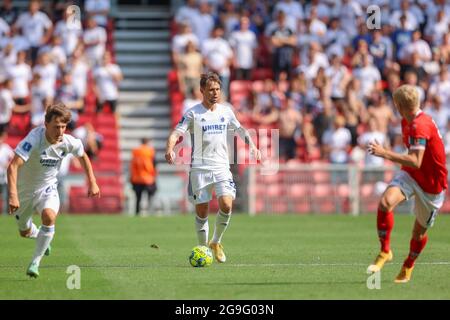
[{"left": 220, "top": 117, "right": 225, "bottom": 123}]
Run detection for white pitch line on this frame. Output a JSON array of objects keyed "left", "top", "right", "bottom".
[{"left": 228, "top": 262, "right": 450, "bottom": 267}]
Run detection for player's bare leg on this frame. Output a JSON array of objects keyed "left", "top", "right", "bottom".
[
  {"left": 209, "top": 196, "right": 232, "bottom": 263},
  {"left": 368, "top": 187, "right": 405, "bottom": 273},
  {"left": 395, "top": 219, "right": 428, "bottom": 283},
  {"left": 195, "top": 203, "right": 209, "bottom": 246},
  {"left": 27, "top": 209, "right": 57, "bottom": 278}
]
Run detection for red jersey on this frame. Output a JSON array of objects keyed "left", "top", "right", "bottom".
[{"left": 401, "top": 111, "right": 448, "bottom": 194}]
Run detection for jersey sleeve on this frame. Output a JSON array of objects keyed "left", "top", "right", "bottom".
[
  {"left": 409, "top": 120, "right": 430, "bottom": 151},
  {"left": 174, "top": 110, "right": 194, "bottom": 134},
  {"left": 15, "top": 130, "right": 39, "bottom": 162},
  {"left": 69, "top": 137, "right": 85, "bottom": 157},
  {"left": 228, "top": 107, "right": 241, "bottom": 131}
]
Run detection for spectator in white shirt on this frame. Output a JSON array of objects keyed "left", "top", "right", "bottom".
[
  {"left": 93, "top": 51, "right": 123, "bottom": 114},
  {"left": 390, "top": 0, "right": 419, "bottom": 31},
  {"left": 229, "top": 16, "right": 257, "bottom": 80},
  {"left": 7, "top": 50, "right": 32, "bottom": 106},
  {"left": 38, "top": 35, "right": 67, "bottom": 70},
  {"left": 424, "top": 95, "right": 448, "bottom": 135},
  {"left": 0, "top": 78, "right": 16, "bottom": 131},
  {"left": 428, "top": 68, "right": 450, "bottom": 108},
  {"left": 30, "top": 73, "right": 47, "bottom": 128},
  {"left": 14, "top": 0, "right": 53, "bottom": 64},
  {"left": 326, "top": 54, "right": 351, "bottom": 100},
  {"left": 273, "top": 0, "right": 304, "bottom": 32},
  {"left": 338, "top": 0, "right": 363, "bottom": 39},
  {"left": 0, "top": 129, "right": 13, "bottom": 214},
  {"left": 424, "top": 10, "right": 448, "bottom": 47},
  {"left": 0, "top": 17, "right": 10, "bottom": 40},
  {"left": 33, "top": 51, "right": 59, "bottom": 103},
  {"left": 0, "top": 43, "right": 17, "bottom": 82},
  {"left": 171, "top": 22, "right": 199, "bottom": 66},
  {"left": 358, "top": 117, "right": 387, "bottom": 168},
  {"left": 352, "top": 54, "right": 381, "bottom": 99},
  {"left": 190, "top": 1, "right": 215, "bottom": 47},
  {"left": 83, "top": 17, "right": 107, "bottom": 67},
  {"left": 64, "top": 46, "right": 89, "bottom": 103},
  {"left": 175, "top": 0, "right": 198, "bottom": 28},
  {"left": 398, "top": 29, "right": 431, "bottom": 66},
  {"left": 85, "top": 0, "right": 110, "bottom": 28},
  {"left": 322, "top": 115, "right": 352, "bottom": 164},
  {"left": 54, "top": 6, "right": 83, "bottom": 57},
  {"left": 202, "top": 25, "right": 233, "bottom": 99}
]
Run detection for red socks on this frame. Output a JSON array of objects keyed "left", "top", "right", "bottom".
[
  {"left": 377, "top": 208, "right": 394, "bottom": 253},
  {"left": 403, "top": 236, "right": 428, "bottom": 268}
]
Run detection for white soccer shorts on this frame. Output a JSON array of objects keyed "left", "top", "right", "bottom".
[
  {"left": 188, "top": 169, "right": 236, "bottom": 204},
  {"left": 15, "top": 184, "right": 60, "bottom": 231},
  {"left": 389, "top": 170, "right": 445, "bottom": 228}
]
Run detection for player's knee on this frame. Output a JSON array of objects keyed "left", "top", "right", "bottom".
[
  {"left": 220, "top": 204, "right": 232, "bottom": 214},
  {"left": 41, "top": 210, "right": 57, "bottom": 226},
  {"left": 379, "top": 195, "right": 396, "bottom": 212}
]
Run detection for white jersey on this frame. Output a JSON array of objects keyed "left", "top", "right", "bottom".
[
  {"left": 175, "top": 103, "right": 241, "bottom": 172},
  {"left": 15, "top": 127, "right": 84, "bottom": 193}
]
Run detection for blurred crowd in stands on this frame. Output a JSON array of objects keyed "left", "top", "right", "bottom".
[
  {"left": 172, "top": 0, "right": 450, "bottom": 166},
  {"left": 0, "top": 0, "right": 122, "bottom": 151}
]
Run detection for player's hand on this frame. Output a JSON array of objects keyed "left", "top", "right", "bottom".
[
  {"left": 165, "top": 150, "right": 176, "bottom": 164},
  {"left": 367, "top": 140, "right": 385, "bottom": 158},
  {"left": 88, "top": 182, "right": 101, "bottom": 198},
  {"left": 8, "top": 195, "right": 20, "bottom": 215},
  {"left": 251, "top": 148, "right": 262, "bottom": 161}
]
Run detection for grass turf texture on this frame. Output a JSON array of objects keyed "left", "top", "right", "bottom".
[{"left": 1, "top": 214, "right": 450, "bottom": 299}]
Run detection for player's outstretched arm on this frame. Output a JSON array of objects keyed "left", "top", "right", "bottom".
[
  {"left": 7, "top": 155, "right": 25, "bottom": 214},
  {"left": 368, "top": 140, "right": 424, "bottom": 169},
  {"left": 236, "top": 126, "right": 261, "bottom": 161},
  {"left": 78, "top": 153, "right": 100, "bottom": 198},
  {"left": 165, "top": 130, "right": 181, "bottom": 164}
]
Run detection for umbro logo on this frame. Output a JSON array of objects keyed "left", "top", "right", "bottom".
[{"left": 201, "top": 118, "right": 206, "bottom": 122}]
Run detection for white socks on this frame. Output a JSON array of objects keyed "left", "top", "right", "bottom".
[
  {"left": 31, "top": 225, "right": 55, "bottom": 266},
  {"left": 211, "top": 210, "right": 231, "bottom": 244},
  {"left": 27, "top": 223, "right": 39, "bottom": 239},
  {"left": 195, "top": 215, "right": 209, "bottom": 246}
]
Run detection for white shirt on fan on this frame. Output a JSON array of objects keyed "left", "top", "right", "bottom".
[
  {"left": 0, "top": 88, "right": 14, "bottom": 124},
  {"left": 0, "top": 142, "right": 13, "bottom": 183},
  {"left": 7, "top": 63, "right": 32, "bottom": 98},
  {"left": 228, "top": 29, "right": 257, "bottom": 69},
  {"left": 15, "top": 11, "right": 52, "bottom": 47},
  {"left": 93, "top": 63, "right": 122, "bottom": 101},
  {"left": 15, "top": 126, "right": 84, "bottom": 193},
  {"left": 83, "top": 26, "right": 106, "bottom": 64}
]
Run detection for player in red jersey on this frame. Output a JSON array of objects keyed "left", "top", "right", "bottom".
[{"left": 366, "top": 85, "right": 448, "bottom": 283}]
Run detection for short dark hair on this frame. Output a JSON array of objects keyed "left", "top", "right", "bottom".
[
  {"left": 45, "top": 102, "right": 72, "bottom": 124},
  {"left": 200, "top": 72, "right": 221, "bottom": 89}
]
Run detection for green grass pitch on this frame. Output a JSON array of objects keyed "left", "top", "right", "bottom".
[{"left": 1, "top": 213, "right": 450, "bottom": 299}]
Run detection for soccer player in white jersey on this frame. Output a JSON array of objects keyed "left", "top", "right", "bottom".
[
  {"left": 7, "top": 103, "right": 100, "bottom": 278},
  {"left": 165, "top": 72, "right": 261, "bottom": 263}
]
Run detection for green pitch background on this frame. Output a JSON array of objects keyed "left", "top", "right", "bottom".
[{"left": 1, "top": 214, "right": 450, "bottom": 299}]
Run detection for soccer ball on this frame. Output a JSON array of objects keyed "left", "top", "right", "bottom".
[{"left": 189, "top": 245, "right": 213, "bottom": 267}]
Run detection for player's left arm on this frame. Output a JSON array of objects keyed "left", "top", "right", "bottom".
[
  {"left": 78, "top": 152, "right": 101, "bottom": 198},
  {"left": 368, "top": 140, "right": 425, "bottom": 169}
]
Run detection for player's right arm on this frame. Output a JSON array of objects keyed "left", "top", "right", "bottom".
[
  {"left": 7, "top": 154, "right": 25, "bottom": 214},
  {"left": 165, "top": 130, "right": 181, "bottom": 164},
  {"left": 166, "top": 111, "right": 194, "bottom": 164}
]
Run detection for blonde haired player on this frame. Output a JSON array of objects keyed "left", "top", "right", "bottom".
[
  {"left": 7, "top": 103, "right": 100, "bottom": 278},
  {"left": 367, "top": 85, "right": 447, "bottom": 283},
  {"left": 165, "top": 72, "right": 261, "bottom": 263}
]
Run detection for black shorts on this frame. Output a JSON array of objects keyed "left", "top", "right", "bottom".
[{"left": 132, "top": 183, "right": 157, "bottom": 196}]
